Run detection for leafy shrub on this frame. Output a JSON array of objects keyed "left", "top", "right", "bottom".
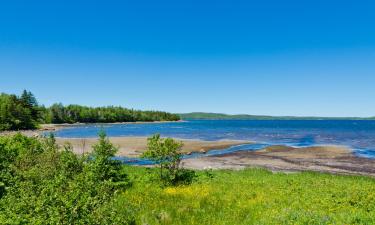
[
  {"left": 141, "top": 134, "right": 191, "bottom": 185},
  {"left": 0, "top": 133, "right": 133, "bottom": 224},
  {"left": 169, "top": 168, "right": 197, "bottom": 185}
]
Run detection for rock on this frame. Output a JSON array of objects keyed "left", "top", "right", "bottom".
[{"left": 200, "top": 148, "right": 207, "bottom": 153}]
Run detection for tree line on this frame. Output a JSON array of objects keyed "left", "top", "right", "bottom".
[{"left": 0, "top": 90, "right": 180, "bottom": 131}]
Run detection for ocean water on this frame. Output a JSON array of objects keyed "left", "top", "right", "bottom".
[{"left": 53, "top": 120, "right": 375, "bottom": 159}]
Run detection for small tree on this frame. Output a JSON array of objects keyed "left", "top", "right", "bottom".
[
  {"left": 141, "top": 134, "right": 183, "bottom": 181},
  {"left": 89, "top": 131, "right": 128, "bottom": 187}
]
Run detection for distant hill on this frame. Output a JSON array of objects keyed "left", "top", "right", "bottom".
[{"left": 179, "top": 112, "right": 375, "bottom": 120}]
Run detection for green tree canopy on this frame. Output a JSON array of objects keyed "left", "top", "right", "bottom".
[{"left": 0, "top": 90, "right": 180, "bottom": 131}]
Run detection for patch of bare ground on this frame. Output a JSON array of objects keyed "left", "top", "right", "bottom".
[{"left": 182, "top": 145, "right": 375, "bottom": 177}]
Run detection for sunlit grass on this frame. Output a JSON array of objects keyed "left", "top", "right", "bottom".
[{"left": 115, "top": 167, "right": 375, "bottom": 224}]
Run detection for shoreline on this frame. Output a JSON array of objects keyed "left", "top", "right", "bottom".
[
  {"left": 2, "top": 125, "right": 375, "bottom": 177},
  {"left": 0, "top": 120, "right": 185, "bottom": 137},
  {"left": 182, "top": 145, "right": 375, "bottom": 177},
  {"left": 40, "top": 120, "right": 185, "bottom": 130},
  {"left": 56, "top": 135, "right": 375, "bottom": 176}
]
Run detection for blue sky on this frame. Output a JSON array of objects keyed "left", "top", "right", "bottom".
[{"left": 1, "top": 0, "right": 375, "bottom": 117}]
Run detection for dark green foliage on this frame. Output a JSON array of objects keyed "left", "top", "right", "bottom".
[
  {"left": 170, "top": 168, "right": 196, "bottom": 185},
  {"left": 20, "top": 90, "right": 39, "bottom": 119},
  {"left": 0, "top": 133, "right": 133, "bottom": 224},
  {"left": 0, "top": 91, "right": 41, "bottom": 130},
  {"left": 0, "top": 182, "right": 4, "bottom": 199},
  {"left": 46, "top": 104, "right": 180, "bottom": 124},
  {"left": 89, "top": 131, "right": 129, "bottom": 189},
  {"left": 0, "top": 90, "right": 180, "bottom": 131}
]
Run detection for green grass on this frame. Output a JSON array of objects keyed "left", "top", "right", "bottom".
[{"left": 114, "top": 166, "right": 375, "bottom": 225}]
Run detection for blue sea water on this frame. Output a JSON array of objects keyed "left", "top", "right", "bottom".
[{"left": 53, "top": 120, "right": 375, "bottom": 160}]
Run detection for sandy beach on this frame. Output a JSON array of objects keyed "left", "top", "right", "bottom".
[{"left": 56, "top": 136, "right": 250, "bottom": 157}]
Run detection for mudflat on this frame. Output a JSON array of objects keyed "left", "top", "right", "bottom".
[
  {"left": 182, "top": 145, "right": 375, "bottom": 177},
  {"left": 58, "top": 136, "right": 375, "bottom": 177}
]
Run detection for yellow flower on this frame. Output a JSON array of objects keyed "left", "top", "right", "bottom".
[{"left": 164, "top": 185, "right": 211, "bottom": 197}]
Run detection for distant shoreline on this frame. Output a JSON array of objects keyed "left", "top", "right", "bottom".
[
  {"left": 179, "top": 112, "right": 375, "bottom": 120},
  {"left": 0, "top": 120, "right": 185, "bottom": 136},
  {"left": 40, "top": 120, "right": 185, "bottom": 129}
]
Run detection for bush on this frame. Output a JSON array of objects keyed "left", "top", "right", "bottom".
[
  {"left": 141, "top": 134, "right": 187, "bottom": 184},
  {"left": 168, "top": 168, "right": 196, "bottom": 185},
  {"left": 0, "top": 133, "right": 133, "bottom": 224}
]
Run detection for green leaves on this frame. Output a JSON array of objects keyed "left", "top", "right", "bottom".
[
  {"left": 0, "top": 133, "right": 132, "bottom": 224},
  {"left": 89, "top": 130, "right": 127, "bottom": 185},
  {"left": 0, "top": 92, "right": 40, "bottom": 131},
  {"left": 92, "top": 131, "right": 118, "bottom": 159},
  {"left": 141, "top": 134, "right": 184, "bottom": 184},
  {"left": 142, "top": 134, "right": 183, "bottom": 163}
]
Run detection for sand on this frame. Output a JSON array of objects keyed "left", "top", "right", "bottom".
[{"left": 56, "top": 137, "right": 250, "bottom": 157}]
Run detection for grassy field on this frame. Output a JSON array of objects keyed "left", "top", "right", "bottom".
[{"left": 116, "top": 166, "right": 375, "bottom": 225}]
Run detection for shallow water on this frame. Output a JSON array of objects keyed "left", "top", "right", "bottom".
[
  {"left": 53, "top": 120, "right": 375, "bottom": 160},
  {"left": 113, "top": 143, "right": 271, "bottom": 165}
]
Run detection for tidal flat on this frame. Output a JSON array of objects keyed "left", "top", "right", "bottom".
[{"left": 55, "top": 136, "right": 375, "bottom": 177}]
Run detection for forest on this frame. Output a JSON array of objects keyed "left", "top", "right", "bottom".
[{"left": 0, "top": 90, "right": 180, "bottom": 131}]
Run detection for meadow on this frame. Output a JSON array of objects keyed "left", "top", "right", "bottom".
[{"left": 117, "top": 166, "right": 375, "bottom": 225}]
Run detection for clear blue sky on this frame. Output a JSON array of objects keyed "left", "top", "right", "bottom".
[{"left": 1, "top": 0, "right": 375, "bottom": 117}]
